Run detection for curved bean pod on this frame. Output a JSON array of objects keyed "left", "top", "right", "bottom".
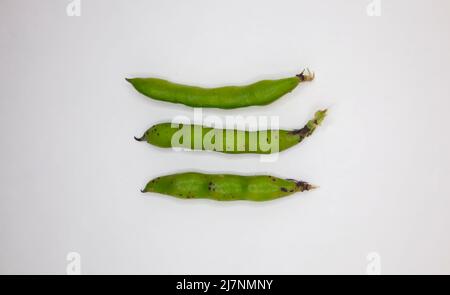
[
  {"left": 135, "top": 109, "right": 326, "bottom": 154},
  {"left": 126, "top": 69, "right": 314, "bottom": 109},
  {"left": 142, "top": 172, "right": 316, "bottom": 201}
]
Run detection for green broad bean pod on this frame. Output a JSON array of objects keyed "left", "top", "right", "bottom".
[
  {"left": 126, "top": 69, "right": 314, "bottom": 109},
  {"left": 135, "top": 109, "right": 326, "bottom": 154},
  {"left": 142, "top": 172, "right": 316, "bottom": 201}
]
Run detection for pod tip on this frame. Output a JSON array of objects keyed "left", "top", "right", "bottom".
[
  {"left": 308, "top": 184, "right": 319, "bottom": 190},
  {"left": 314, "top": 109, "right": 327, "bottom": 125},
  {"left": 296, "top": 68, "right": 315, "bottom": 82},
  {"left": 134, "top": 135, "right": 145, "bottom": 142},
  {"left": 296, "top": 181, "right": 318, "bottom": 191}
]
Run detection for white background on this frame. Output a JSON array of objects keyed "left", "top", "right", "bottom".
[{"left": 1, "top": 0, "right": 450, "bottom": 274}]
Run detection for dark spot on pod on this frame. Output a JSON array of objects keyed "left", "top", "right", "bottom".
[
  {"left": 280, "top": 187, "right": 288, "bottom": 192},
  {"left": 157, "top": 133, "right": 160, "bottom": 136},
  {"left": 289, "top": 190, "right": 294, "bottom": 193}
]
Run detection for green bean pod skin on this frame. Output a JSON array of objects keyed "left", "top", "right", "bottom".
[
  {"left": 135, "top": 110, "right": 326, "bottom": 154},
  {"left": 126, "top": 70, "right": 314, "bottom": 109},
  {"left": 143, "top": 172, "right": 316, "bottom": 201}
]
